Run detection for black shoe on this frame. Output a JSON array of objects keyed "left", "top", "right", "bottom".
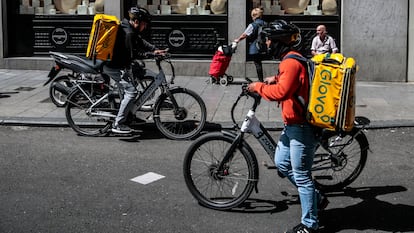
[
  {"left": 209, "top": 77, "right": 218, "bottom": 84},
  {"left": 285, "top": 223, "right": 317, "bottom": 233},
  {"left": 112, "top": 124, "right": 132, "bottom": 134},
  {"left": 318, "top": 194, "right": 329, "bottom": 211},
  {"left": 317, "top": 191, "right": 329, "bottom": 211}
]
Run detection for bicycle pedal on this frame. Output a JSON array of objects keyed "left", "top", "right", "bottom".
[{"left": 139, "top": 104, "right": 153, "bottom": 112}]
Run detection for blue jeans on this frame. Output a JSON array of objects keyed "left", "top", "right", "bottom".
[
  {"left": 103, "top": 66, "right": 138, "bottom": 126},
  {"left": 275, "top": 124, "right": 318, "bottom": 229}
]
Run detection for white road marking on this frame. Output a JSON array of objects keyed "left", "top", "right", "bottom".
[{"left": 130, "top": 172, "right": 165, "bottom": 185}]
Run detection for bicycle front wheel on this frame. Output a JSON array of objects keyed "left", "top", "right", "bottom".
[
  {"left": 312, "top": 130, "right": 369, "bottom": 191},
  {"left": 183, "top": 132, "right": 257, "bottom": 210},
  {"left": 153, "top": 88, "right": 206, "bottom": 140},
  {"left": 65, "top": 88, "right": 115, "bottom": 136}
]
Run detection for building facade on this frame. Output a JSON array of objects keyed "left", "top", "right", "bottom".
[{"left": 0, "top": 0, "right": 412, "bottom": 82}]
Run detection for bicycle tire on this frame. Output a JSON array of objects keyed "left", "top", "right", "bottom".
[
  {"left": 153, "top": 88, "right": 206, "bottom": 140},
  {"left": 313, "top": 130, "right": 369, "bottom": 191},
  {"left": 183, "top": 132, "right": 258, "bottom": 210},
  {"left": 65, "top": 87, "right": 115, "bottom": 136},
  {"left": 49, "top": 75, "right": 73, "bottom": 107}
]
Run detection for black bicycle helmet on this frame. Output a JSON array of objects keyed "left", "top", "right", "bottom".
[
  {"left": 262, "top": 20, "right": 300, "bottom": 45},
  {"left": 258, "top": 20, "right": 302, "bottom": 58},
  {"left": 128, "top": 6, "right": 151, "bottom": 23}
]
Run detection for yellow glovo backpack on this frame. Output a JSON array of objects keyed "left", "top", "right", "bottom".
[
  {"left": 86, "top": 14, "right": 120, "bottom": 62},
  {"left": 284, "top": 53, "right": 358, "bottom": 132}
]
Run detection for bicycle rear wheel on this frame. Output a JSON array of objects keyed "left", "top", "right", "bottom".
[
  {"left": 153, "top": 88, "right": 206, "bottom": 140},
  {"left": 65, "top": 87, "right": 115, "bottom": 136},
  {"left": 183, "top": 132, "right": 257, "bottom": 210},
  {"left": 312, "top": 130, "right": 369, "bottom": 191},
  {"left": 49, "top": 75, "right": 73, "bottom": 107}
]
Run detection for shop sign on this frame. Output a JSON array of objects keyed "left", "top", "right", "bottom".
[
  {"left": 168, "top": 30, "right": 185, "bottom": 48},
  {"left": 51, "top": 28, "right": 68, "bottom": 46}
]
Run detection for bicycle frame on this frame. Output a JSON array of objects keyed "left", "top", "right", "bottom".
[
  {"left": 131, "top": 61, "right": 169, "bottom": 113},
  {"left": 240, "top": 109, "right": 277, "bottom": 161},
  {"left": 217, "top": 92, "right": 277, "bottom": 171},
  {"left": 71, "top": 55, "right": 176, "bottom": 119}
]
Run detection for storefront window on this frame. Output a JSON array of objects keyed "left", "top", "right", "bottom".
[
  {"left": 6, "top": 0, "right": 228, "bottom": 58},
  {"left": 126, "top": 0, "right": 229, "bottom": 58},
  {"left": 249, "top": 0, "right": 338, "bottom": 16},
  {"left": 19, "top": 0, "right": 103, "bottom": 15},
  {"left": 247, "top": 0, "right": 340, "bottom": 58},
  {"left": 7, "top": 0, "right": 101, "bottom": 57}
]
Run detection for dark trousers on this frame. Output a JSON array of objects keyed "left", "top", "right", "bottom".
[{"left": 251, "top": 54, "right": 264, "bottom": 82}]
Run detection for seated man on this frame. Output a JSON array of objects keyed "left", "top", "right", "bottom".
[{"left": 311, "top": 24, "right": 338, "bottom": 56}]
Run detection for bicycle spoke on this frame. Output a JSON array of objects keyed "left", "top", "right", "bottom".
[
  {"left": 313, "top": 132, "right": 367, "bottom": 191},
  {"left": 155, "top": 88, "right": 206, "bottom": 140}
]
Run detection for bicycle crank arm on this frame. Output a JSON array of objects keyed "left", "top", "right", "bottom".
[
  {"left": 262, "top": 161, "right": 277, "bottom": 169},
  {"left": 90, "top": 111, "right": 116, "bottom": 118}
]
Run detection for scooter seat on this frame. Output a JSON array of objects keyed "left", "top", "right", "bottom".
[
  {"left": 65, "top": 54, "right": 105, "bottom": 70},
  {"left": 49, "top": 51, "right": 105, "bottom": 74}
]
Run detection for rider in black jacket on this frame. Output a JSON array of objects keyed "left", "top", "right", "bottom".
[{"left": 105, "top": 6, "right": 166, "bottom": 134}]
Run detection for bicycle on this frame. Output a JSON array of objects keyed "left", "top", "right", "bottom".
[
  {"left": 183, "top": 83, "right": 370, "bottom": 210},
  {"left": 65, "top": 53, "right": 207, "bottom": 140}
]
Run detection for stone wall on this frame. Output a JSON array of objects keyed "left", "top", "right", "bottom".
[
  {"left": 409, "top": 0, "right": 414, "bottom": 82},
  {"left": 342, "top": 0, "right": 408, "bottom": 81}
]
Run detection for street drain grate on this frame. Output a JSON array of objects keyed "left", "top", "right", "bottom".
[{"left": 15, "top": 87, "right": 36, "bottom": 91}]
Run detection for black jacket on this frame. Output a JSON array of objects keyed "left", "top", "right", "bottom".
[{"left": 107, "top": 18, "right": 157, "bottom": 68}]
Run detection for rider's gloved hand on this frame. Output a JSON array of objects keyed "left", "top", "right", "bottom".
[
  {"left": 154, "top": 49, "right": 167, "bottom": 55},
  {"left": 146, "top": 49, "right": 168, "bottom": 59}
]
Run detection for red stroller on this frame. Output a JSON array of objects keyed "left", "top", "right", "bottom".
[{"left": 208, "top": 42, "right": 237, "bottom": 86}]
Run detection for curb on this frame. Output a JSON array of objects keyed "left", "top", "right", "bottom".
[{"left": 2, "top": 117, "right": 414, "bottom": 131}]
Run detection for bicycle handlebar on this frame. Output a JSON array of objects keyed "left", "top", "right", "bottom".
[
  {"left": 151, "top": 52, "right": 175, "bottom": 84},
  {"left": 230, "top": 82, "right": 262, "bottom": 128}
]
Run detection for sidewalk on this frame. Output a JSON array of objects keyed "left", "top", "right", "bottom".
[{"left": 1, "top": 69, "right": 414, "bottom": 130}]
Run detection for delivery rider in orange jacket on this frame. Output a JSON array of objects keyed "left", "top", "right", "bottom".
[{"left": 247, "top": 20, "right": 326, "bottom": 233}]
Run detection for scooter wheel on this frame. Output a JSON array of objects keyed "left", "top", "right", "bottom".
[
  {"left": 219, "top": 77, "right": 228, "bottom": 86},
  {"left": 227, "top": 75, "right": 234, "bottom": 83},
  {"left": 49, "top": 75, "right": 72, "bottom": 107}
]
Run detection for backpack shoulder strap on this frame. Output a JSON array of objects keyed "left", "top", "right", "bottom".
[
  {"left": 283, "top": 53, "right": 308, "bottom": 63},
  {"left": 282, "top": 53, "right": 315, "bottom": 112},
  {"left": 282, "top": 53, "right": 314, "bottom": 85}
]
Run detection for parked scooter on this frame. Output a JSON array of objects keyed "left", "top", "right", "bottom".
[{"left": 44, "top": 51, "right": 106, "bottom": 107}]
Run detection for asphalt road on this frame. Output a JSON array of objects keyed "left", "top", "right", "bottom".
[{"left": 1, "top": 126, "right": 414, "bottom": 233}]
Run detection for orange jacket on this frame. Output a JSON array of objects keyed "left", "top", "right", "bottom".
[{"left": 252, "top": 51, "right": 309, "bottom": 125}]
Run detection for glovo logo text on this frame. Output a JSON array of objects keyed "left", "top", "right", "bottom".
[{"left": 313, "top": 69, "right": 332, "bottom": 123}]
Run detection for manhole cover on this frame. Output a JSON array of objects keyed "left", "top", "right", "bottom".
[{"left": 15, "top": 87, "right": 35, "bottom": 91}]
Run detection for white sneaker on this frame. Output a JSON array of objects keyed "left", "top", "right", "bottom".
[{"left": 112, "top": 124, "right": 132, "bottom": 134}]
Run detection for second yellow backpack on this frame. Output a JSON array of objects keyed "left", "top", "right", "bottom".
[{"left": 86, "top": 14, "right": 120, "bottom": 62}]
